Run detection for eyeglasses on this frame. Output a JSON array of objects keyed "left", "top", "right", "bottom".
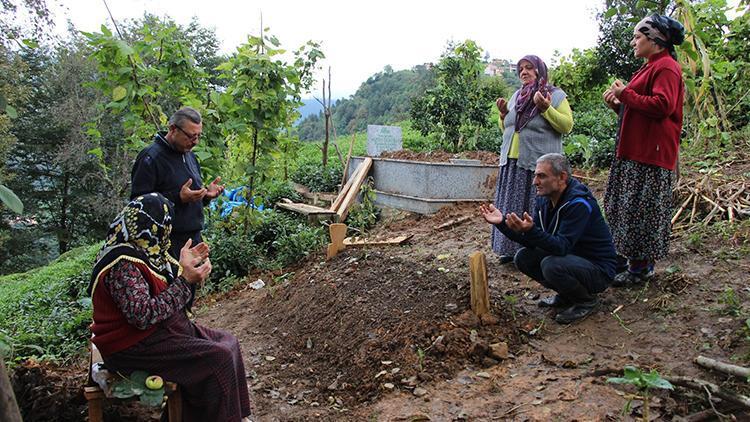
[{"left": 174, "top": 125, "right": 202, "bottom": 141}]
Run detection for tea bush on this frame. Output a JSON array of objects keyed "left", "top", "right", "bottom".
[
  {"left": 291, "top": 162, "right": 343, "bottom": 192},
  {"left": 0, "top": 243, "right": 99, "bottom": 362},
  {"left": 204, "top": 209, "right": 326, "bottom": 285}
]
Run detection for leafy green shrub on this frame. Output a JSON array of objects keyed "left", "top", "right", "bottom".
[
  {"left": 204, "top": 209, "right": 326, "bottom": 285},
  {"left": 291, "top": 162, "right": 342, "bottom": 192},
  {"left": 206, "top": 231, "right": 267, "bottom": 283},
  {"left": 474, "top": 125, "right": 503, "bottom": 153},
  {"left": 345, "top": 177, "right": 380, "bottom": 234},
  {"left": 257, "top": 179, "right": 302, "bottom": 207},
  {"left": 272, "top": 225, "right": 326, "bottom": 267},
  {"left": 563, "top": 134, "right": 615, "bottom": 169},
  {"left": 573, "top": 106, "right": 617, "bottom": 138},
  {"left": 562, "top": 103, "right": 617, "bottom": 169},
  {"left": 0, "top": 243, "right": 99, "bottom": 362}
]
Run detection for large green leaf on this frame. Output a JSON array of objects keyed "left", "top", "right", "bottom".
[
  {"left": 643, "top": 371, "right": 674, "bottom": 390},
  {"left": 139, "top": 387, "right": 165, "bottom": 407},
  {"left": 112, "top": 86, "right": 127, "bottom": 101},
  {"left": 0, "top": 185, "right": 23, "bottom": 214},
  {"left": 5, "top": 105, "right": 18, "bottom": 119}
]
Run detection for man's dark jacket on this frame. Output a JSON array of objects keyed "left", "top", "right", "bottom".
[
  {"left": 496, "top": 178, "right": 618, "bottom": 278},
  {"left": 130, "top": 133, "right": 205, "bottom": 235}
]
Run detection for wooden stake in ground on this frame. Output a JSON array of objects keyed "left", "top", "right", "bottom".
[
  {"left": 469, "top": 251, "right": 491, "bottom": 316},
  {"left": 0, "top": 360, "right": 22, "bottom": 422},
  {"left": 326, "top": 223, "right": 347, "bottom": 259}
]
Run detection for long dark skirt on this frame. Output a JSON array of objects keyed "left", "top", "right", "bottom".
[
  {"left": 604, "top": 157, "right": 674, "bottom": 262},
  {"left": 491, "top": 159, "right": 536, "bottom": 256},
  {"left": 104, "top": 313, "right": 252, "bottom": 422}
]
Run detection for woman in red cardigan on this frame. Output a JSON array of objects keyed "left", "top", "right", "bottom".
[
  {"left": 602, "top": 14, "right": 685, "bottom": 286},
  {"left": 88, "top": 193, "right": 252, "bottom": 422}
]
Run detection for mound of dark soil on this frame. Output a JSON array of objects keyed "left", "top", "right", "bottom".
[
  {"left": 251, "top": 248, "right": 524, "bottom": 406},
  {"left": 379, "top": 150, "right": 499, "bottom": 165}
]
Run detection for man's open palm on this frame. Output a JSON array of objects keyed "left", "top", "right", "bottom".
[{"left": 480, "top": 203, "right": 504, "bottom": 225}]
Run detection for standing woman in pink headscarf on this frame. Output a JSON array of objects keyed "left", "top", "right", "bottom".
[
  {"left": 603, "top": 14, "right": 685, "bottom": 286},
  {"left": 490, "top": 55, "right": 574, "bottom": 264}
]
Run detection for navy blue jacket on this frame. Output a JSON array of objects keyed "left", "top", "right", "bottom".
[
  {"left": 130, "top": 133, "right": 205, "bottom": 235},
  {"left": 496, "top": 178, "right": 617, "bottom": 279}
]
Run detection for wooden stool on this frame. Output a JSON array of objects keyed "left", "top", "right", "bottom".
[{"left": 84, "top": 342, "right": 182, "bottom": 422}]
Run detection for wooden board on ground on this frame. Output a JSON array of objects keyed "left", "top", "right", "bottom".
[
  {"left": 276, "top": 202, "right": 337, "bottom": 217},
  {"left": 343, "top": 234, "right": 412, "bottom": 246}
]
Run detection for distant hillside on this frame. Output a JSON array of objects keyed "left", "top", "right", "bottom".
[
  {"left": 297, "top": 65, "right": 436, "bottom": 141},
  {"left": 296, "top": 98, "right": 330, "bottom": 125}
]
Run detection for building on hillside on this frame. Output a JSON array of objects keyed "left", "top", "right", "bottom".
[{"left": 484, "top": 59, "right": 516, "bottom": 76}]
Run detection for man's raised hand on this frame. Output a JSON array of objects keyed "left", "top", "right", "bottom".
[
  {"left": 480, "top": 203, "right": 504, "bottom": 225},
  {"left": 179, "top": 178, "right": 207, "bottom": 203},
  {"left": 205, "top": 176, "right": 225, "bottom": 200},
  {"left": 506, "top": 212, "right": 534, "bottom": 232}
]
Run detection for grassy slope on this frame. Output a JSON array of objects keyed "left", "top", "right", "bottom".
[{"left": 0, "top": 243, "right": 100, "bottom": 361}]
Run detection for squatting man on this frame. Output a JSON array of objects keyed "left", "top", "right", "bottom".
[{"left": 480, "top": 153, "right": 618, "bottom": 324}]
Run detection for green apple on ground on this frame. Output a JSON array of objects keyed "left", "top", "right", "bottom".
[{"left": 145, "top": 375, "right": 164, "bottom": 390}]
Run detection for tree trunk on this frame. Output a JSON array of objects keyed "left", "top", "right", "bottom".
[
  {"left": 248, "top": 130, "right": 258, "bottom": 201},
  {"left": 0, "top": 361, "right": 23, "bottom": 422},
  {"left": 58, "top": 173, "right": 71, "bottom": 253},
  {"left": 322, "top": 110, "right": 330, "bottom": 168}
]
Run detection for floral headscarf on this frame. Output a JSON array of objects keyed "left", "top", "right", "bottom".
[
  {"left": 514, "top": 55, "right": 559, "bottom": 131},
  {"left": 89, "top": 193, "right": 179, "bottom": 295}
]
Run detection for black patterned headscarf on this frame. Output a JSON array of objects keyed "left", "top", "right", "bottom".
[
  {"left": 88, "top": 193, "right": 180, "bottom": 295},
  {"left": 514, "top": 55, "right": 559, "bottom": 131},
  {"left": 636, "top": 14, "right": 686, "bottom": 59}
]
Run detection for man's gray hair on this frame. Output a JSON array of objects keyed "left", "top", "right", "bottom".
[
  {"left": 168, "top": 107, "right": 202, "bottom": 127},
  {"left": 537, "top": 153, "right": 572, "bottom": 177}
]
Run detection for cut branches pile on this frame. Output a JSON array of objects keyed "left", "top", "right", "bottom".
[{"left": 671, "top": 173, "right": 749, "bottom": 230}]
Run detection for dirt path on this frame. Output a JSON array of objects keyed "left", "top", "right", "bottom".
[{"left": 195, "top": 201, "right": 750, "bottom": 421}]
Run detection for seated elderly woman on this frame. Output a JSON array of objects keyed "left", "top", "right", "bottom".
[{"left": 88, "top": 193, "right": 252, "bottom": 422}]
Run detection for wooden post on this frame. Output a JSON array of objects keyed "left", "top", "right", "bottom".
[
  {"left": 469, "top": 252, "right": 490, "bottom": 316},
  {"left": 166, "top": 382, "right": 182, "bottom": 422},
  {"left": 326, "top": 223, "right": 347, "bottom": 259},
  {"left": 0, "top": 360, "right": 22, "bottom": 422},
  {"left": 83, "top": 387, "right": 105, "bottom": 422}
]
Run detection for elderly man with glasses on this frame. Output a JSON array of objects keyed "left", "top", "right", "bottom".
[{"left": 130, "top": 107, "right": 224, "bottom": 266}]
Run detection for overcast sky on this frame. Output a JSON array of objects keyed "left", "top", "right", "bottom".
[{"left": 51, "top": 0, "right": 603, "bottom": 98}]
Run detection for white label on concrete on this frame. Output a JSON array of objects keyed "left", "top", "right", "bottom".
[{"left": 367, "top": 125, "right": 402, "bottom": 157}]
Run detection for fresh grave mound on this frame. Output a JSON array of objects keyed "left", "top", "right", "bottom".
[
  {"left": 379, "top": 150, "right": 499, "bottom": 165},
  {"left": 253, "top": 248, "right": 525, "bottom": 406}
]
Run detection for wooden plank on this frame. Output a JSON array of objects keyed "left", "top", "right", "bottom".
[
  {"left": 276, "top": 202, "right": 337, "bottom": 217},
  {"left": 326, "top": 223, "right": 347, "bottom": 259},
  {"left": 336, "top": 157, "right": 373, "bottom": 222},
  {"left": 330, "top": 160, "right": 365, "bottom": 213},
  {"left": 469, "top": 251, "right": 491, "bottom": 317},
  {"left": 343, "top": 234, "right": 412, "bottom": 246},
  {"left": 166, "top": 383, "right": 182, "bottom": 422}
]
